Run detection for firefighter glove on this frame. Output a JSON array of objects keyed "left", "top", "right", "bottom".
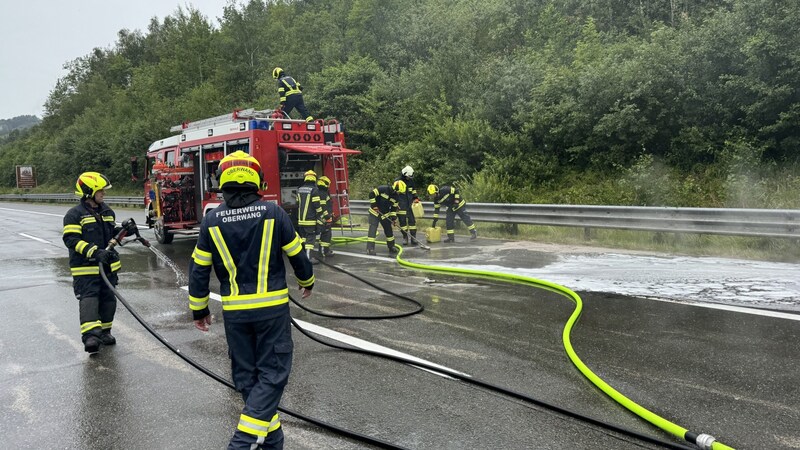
[{"left": 93, "top": 249, "right": 113, "bottom": 264}]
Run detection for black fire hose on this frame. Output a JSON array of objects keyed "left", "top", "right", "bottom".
[{"left": 99, "top": 234, "right": 405, "bottom": 450}]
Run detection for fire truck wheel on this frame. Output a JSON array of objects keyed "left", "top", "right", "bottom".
[{"left": 154, "top": 219, "right": 174, "bottom": 244}]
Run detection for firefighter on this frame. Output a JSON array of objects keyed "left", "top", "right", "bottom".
[
  {"left": 366, "top": 184, "right": 400, "bottom": 256},
  {"left": 296, "top": 169, "right": 324, "bottom": 264},
  {"left": 189, "top": 150, "right": 314, "bottom": 450},
  {"left": 316, "top": 175, "right": 334, "bottom": 257},
  {"left": 63, "top": 172, "right": 137, "bottom": 354},
  {"left": 428, "top": 184, "right": 477, "bottom": 243},
  {"left": 394, "top": 165, "right": 421, "bottom": 245},
  {"left": 272, "top": 67, "right": 313, "bottom": 122}
]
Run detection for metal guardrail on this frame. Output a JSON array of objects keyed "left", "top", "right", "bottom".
[
  {"left": 348, "top": 200, "right": 800, "bottom": 239},
  {"left": 2, "top": 194, "right": 798, "bottom": 238},
  {"left": 0, "top": 193, "right": 144, "bottom": 207}
]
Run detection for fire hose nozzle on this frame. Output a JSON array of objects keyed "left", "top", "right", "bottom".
[{"left": 138, "top": 237, "right": 151, "bottom": 248}]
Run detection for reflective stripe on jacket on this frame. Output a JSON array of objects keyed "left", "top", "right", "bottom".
[
  {"left": 277, "top": 76, "right": 302, "bottom": 103},
  {"left": 189, "top": 200, "right": 314, "bottom": 323},
  {"left": 296, "top": 181, "right": 323, "bottom": 226},
  {"left": 432, "top": 185, "right": 465, "bottom": 219},
  {"left": 62, "top": 201, "right": 121, "bottom": 276}
]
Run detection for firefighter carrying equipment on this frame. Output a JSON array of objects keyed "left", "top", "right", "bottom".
[
  {"left": 431, "top": 184, "right": 477, "bottom": 242},
  {"left": 427, "top": 184, "right": 438, "bottom": 196},
  {"left": 401, "top": 165, "right": 414, "bottom": 178},
  {"left": 75, "top": 172, "right": 112, "bottom": 200},
  {"left": 218, "top": 151, "right": 264, "bottom": 190}
]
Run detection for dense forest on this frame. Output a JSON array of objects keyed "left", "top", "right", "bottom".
[{"left": 0, "top": 0, "right": 798, "bottom": 208}]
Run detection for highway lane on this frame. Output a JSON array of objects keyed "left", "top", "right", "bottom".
[{"left": 1, "top": 201, "right": 798, "bottom": 449}]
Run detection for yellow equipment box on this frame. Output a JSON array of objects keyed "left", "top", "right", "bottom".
[
  {"left": 411, "top": 201, "right": 425, "bottom": 219},
  {"left": 425, "top": 226, "right": 441, "bottom": 243}
]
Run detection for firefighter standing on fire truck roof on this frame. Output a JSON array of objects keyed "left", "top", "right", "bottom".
[
  {"left": 428, "top": 183, "right": 478, "bottom": 243},
  {"left": 366, "top": 183, "right": 401, "bottom": 256},
  {"left": 316, "top": 176, "right": 334, "bottom": 257},
  {"left": 272, "top": 67, "right": 313, "bottom": 122},
  {"left": 63, "top": 172, "right": 138, "bottom": 354},
  {"left": 296, "top": 169, "right": 324, "bottom": 264},
  {"left": 189, "top": 151, "right": 314, "bottom": 450}
]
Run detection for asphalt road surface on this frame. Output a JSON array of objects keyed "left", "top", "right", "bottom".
[{"left": 1, "top": 202, "right": 798, "bottom": 450}]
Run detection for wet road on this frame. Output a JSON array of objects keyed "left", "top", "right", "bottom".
[{"left": 1, "top": 202, "right": 798, "bottom": 450}]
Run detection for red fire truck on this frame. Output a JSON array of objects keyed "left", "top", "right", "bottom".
[{"left": 143, "top": 108, "right": 359, "bottom": 244}]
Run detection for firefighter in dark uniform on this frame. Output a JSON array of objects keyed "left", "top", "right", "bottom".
[
  {"left": 296, "top": 169, "right": 324, "bottom": 264},
  {"left": 316, "top": 175, "right": 334, "bottom": 257},
  {"left": 394, "top": 165, "right": 421, "bottom": 245},
  {"left": 63, "top": 172, "right": 137, "bottom": 354},
  {"left": 272, "top": 67, "right": 313, "bottom": 122},
  {"left": 189, "top": 151, "right": 314, "bottom": 450},
  {"left": 428, "top": 184, "right": 478, "bottom": 243},
  {"left": 366, "top": 183, "right": 400, "bottom": 255}
]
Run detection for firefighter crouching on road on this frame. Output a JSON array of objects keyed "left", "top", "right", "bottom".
[
  {"left": 428, "top": 184, "right": 478, "bottom": 243},
  {"left": 189, "top": 151, "right": 315, "bottom": 450},
  {"left": 394, "top": 165, "right": 421, "bottom": 245},
  {"left": 63, "top": 172, "right": 137, "bottom": 354},
  {"left": 297, "top": 170, "right": 324, "bottom": 264},
  {"left": 366, "top": 183, "right": 401, "bottom": 255},
  {"left": 272, "top": 67, "right": 313, "bottom": 122},
  {"left": 316, "top": 175, "right": 334, "bottom": 257}
]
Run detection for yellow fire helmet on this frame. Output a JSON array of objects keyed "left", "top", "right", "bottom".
[
  {"left": 317, "top": 176, "right": 331, "bottom": 188},
  {"left": 304, "top": 170, "right": 317, "bottom": 181},
  {"left": 427, "top": 184, "right": 438, "bottom": 195},
  {"left": 393, "top": 179, "right": 407, "bottom": 194},
  {"left": 75, "top": 172, "right": 112, "bottom": 199},
  {"left": 272, "top": 67, "right": 284, "bottom": 79},
  {"left": 218, "top": 151, "right": 263, "bottom": 190}
]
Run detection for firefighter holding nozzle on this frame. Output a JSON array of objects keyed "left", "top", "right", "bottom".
[
  {"left": 188, "top": 151, "right": 315, "bottom": 449},
  {"left": 63, "top": 172, "right": 139, "bottom": 354}
]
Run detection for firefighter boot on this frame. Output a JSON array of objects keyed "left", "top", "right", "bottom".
[
  {"left": 470, "top": 229, "right": 478, "bottom": 240},
  {"left": 306, "top": 249, "right": 320, "bottom": 265},
  {"left": 444, "top": 234, "right": 455, "bottom": 243},
  {"left": 366, "top": 242, "right": 376, "bottom": 256},
  {"left": 100, "top": 329, "right": 116, "bottom": 346},
  {"left": 401, "top": 231, "right": 409, "bottom": 246},
  {"left": 323, "top": 247, "right": 334, "bottom": 257},
  {"left": 83, "top": 333, "right": 102, "bottom": 354}
]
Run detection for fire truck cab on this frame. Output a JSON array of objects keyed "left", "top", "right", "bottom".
[{"left": 143, "top": 108, "right": 359, "bottom": 244}]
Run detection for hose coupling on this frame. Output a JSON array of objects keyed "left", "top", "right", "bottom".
[{"left": 695, "top": 433, "right": 716, "bottom": 450}]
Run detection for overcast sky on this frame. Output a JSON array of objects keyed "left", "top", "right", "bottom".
[{"left": 0, "top": 1, "right": 227, "bottom": 119}]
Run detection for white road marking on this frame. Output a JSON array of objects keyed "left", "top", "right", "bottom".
[
  {"left": 19, "top": 233, "right": 51, "bottom": 244},
  {"left": 179, "top": 286, "right": 468, "bottom": 379},
  {"left": 0, "top": 206, "right": 62, "bottom": 217}
]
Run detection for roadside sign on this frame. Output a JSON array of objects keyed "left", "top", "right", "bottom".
[{"left": 15, "top": 165, "right": 36, "bottom": 189}]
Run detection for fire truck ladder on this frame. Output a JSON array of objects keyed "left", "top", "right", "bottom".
[{"left": 330, "top": 154, "right": 354, "bottom": 234}]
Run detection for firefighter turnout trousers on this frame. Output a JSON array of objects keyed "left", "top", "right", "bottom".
[
  {"left": 446, "top": 202, "right": 476, "bottom": 240},
  {"left": 74, "top": 273, "right": 118, "bottom": 343},
  {"left": 225, "top": 313, "right": 293, "bottom": 450},
  {"left": 367, "top": 213, "right": 397, "bottom": 254}
]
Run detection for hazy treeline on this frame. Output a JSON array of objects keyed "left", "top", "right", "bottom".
[{"left": 1, "top": 0, "right": 798, "bottom": 207}]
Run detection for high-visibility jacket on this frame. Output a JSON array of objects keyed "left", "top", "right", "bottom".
[
  {"left": 318, "top": 186, "right": 332, "bottom": 220},
  {"left": 188, "top": 200, "right": 314, "bottom": 323},
  {"left": 369, "top": 185, "right": 399, "bottom": 221},
  {"left": 62, "top": 201, "right": 122, "bottom": 277},
  {"left": 277, "top": 75, "right": 303, "bottom": 104},
  {"left": 393, "top": 175, "right": 419, "bottom": 210},
  {"left": 432, "top": 185, "right": 466, "bottom": 219},
  {"left": 296, "top": 180, "right": 323, "bottom": 226}
]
